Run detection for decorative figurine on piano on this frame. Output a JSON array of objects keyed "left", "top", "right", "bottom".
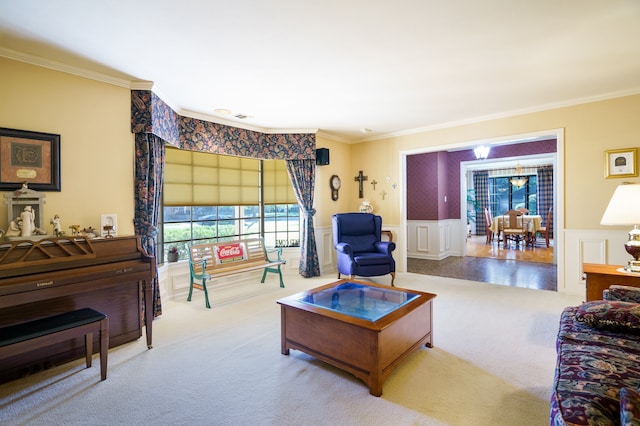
[
  {"left": 3, "top": 184, "right": 49, "bottom": 239},
  {"left": 4, "top": 218, "right": 22, "bottom": 237},
  {"left": 81, "top": 227, "right": 99, "bottom": 238},
  {"left": 3, "top": 205, "right": 48, "bottom": 238},
  {"left": 20, "top": 205, "right": 35, "bottom": 236},
  {"left": 50, "top": 214, "right": 64, "bottom": 236},
  {"left": 69, "top": 224, "right": 81, "bottom": 236}
]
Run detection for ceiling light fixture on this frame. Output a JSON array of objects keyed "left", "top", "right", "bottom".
[
  {"left": 510, "top": 163, "right": 528, "bottom": 188},
  {"left": 473, "top": 145, "right": 490, "bottom": 160}
]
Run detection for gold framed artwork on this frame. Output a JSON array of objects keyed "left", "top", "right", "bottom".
[
  {"left": 0, "top": 127, "right": 61, "bottom": 191},
  {"left": 605, "top": 148, "right": 637, "bottom": 179}
]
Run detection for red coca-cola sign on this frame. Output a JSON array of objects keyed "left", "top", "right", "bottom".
[{"left": 215, "top": 243, "right": 246, "bottom": 263}]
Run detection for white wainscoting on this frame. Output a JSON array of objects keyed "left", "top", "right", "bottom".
[
  {"left": 315, "top": 226, "right": 335, "bottom": 276},
  {"left": 562, "top": 229, "right": 629, "bottom": 297},
  {"left": 406, "top": 219, "right": 465, "bottom": 260},
  {"left": 401, "top": 223, "right": 629, "bottom": 298}
]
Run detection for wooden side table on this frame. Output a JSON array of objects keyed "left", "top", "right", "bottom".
[{"left": 583, "top": 263, "right": 640, "bottom": 301}]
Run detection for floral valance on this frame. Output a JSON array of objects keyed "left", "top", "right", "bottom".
[{"left": 131, "top": 90, "right": 315, "bottom": 160}]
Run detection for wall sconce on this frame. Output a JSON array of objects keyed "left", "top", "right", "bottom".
[
  {"left": 601, "top": 183, "right": 640, "bottom": 272},
  {"left": 474, "top": 145, "right": 490, "bottom": 160}
]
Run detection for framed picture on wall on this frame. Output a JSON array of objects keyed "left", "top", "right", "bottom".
[
  {"left": 0, "top": 127, "right": 61, "bottom": 191},
  {"left": 605, "top": 148, "right": 637, "bottom": 179}
]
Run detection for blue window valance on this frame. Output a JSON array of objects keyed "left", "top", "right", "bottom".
[{"left": 131, "top": 90, "right": 315, "bottom": 160}]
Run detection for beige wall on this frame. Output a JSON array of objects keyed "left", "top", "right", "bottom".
[
  {"left": 313, "top": 135, "right": 360, "bottom": 227},
  {"left": 346, "top": 94, "right": 640, "bottom": 231},
  {"left": 0, "top": 57, "right": 135, "bottom": 235},
  {"left": 3, "top": 56, "right": 640, "bottom": 250}
]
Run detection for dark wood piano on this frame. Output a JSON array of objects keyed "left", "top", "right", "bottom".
[{"left": 0, "top": 235, "right": 155, "bottom": 383}]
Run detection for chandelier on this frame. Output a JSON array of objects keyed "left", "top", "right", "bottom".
[{"left": 510, "top": 163, "right": 528, "bottom": 188}]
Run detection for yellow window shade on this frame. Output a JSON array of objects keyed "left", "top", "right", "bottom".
[{"left": 164, "top": 147, "right": 296, "bottom": 206}]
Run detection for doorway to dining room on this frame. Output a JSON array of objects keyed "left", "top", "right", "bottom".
[
  {"left": 461, "top": 152, "right": 556, "bottom": 265},
  {"left": 402, "top": 129, "right": 562, "bottom": 290}
]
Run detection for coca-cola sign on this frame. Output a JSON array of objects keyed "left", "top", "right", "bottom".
[{"left": 215, "top": 242, "right": 247, "bottom": 264}]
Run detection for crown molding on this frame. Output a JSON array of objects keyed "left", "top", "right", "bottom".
[
  {"left": 315, "top": 130, "right": 353, "bottom": 143},
  {"left": 180, "top": 109, "right": 316, "bottom": 135},
  {"left": 6, "top": 46, "right": 636, "bottom": 143},
  {"left": 362, "top": 88, "right": 640, "bottom": 143},
  {"left": 0, "top": 47, "right": 134, "bottom": 89},
  {"left": 130, "top": 81, "right": 154, "bottom": 91},
  {"left": 2, "top": 49, "right": 316, "bottom": 136}
]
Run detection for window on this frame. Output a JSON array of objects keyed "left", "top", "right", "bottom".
[
  {"left": 160, "top": 148, "right": 299, "bottom": 262},
  {"left": 489, "top": 175, "right": 537, "bottom": 215}
]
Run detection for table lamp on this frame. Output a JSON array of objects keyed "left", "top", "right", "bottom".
[{"left": 600, "top": 183, "right": 640, "bottom": 272}]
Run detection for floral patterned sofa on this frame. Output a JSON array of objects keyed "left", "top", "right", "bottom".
[{"left": 551, "top": 285, "right": 640, "bottom": 425}]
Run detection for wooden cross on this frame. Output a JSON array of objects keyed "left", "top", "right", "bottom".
[
  {"left": 354, "top": 170, "right": 368, "bottom": 198},
  {"left": 371, "top": 179, "right": 378, "bottom": 190},
  {"left": 380, "top": 190, "right": 387, "bottom": 200}
]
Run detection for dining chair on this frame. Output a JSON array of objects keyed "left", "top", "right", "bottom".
[
  {"left": 483, "top": 207, "right": 494, "bottom": 244},
  {"left": 535, "top": 207, "right": 553, "bottom": 247},
  {"left": 500, "top": 209, "right": 527, "bottom": 247}
]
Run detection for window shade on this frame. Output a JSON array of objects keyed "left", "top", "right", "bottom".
[
  {"left": 262, "top": 160, "right": 297, "bottom": 204},
  {"left": 164, "top": 147, "right": 296, "bottom": 205}
]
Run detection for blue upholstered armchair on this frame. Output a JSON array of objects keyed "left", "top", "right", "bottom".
[{"left": 332, "top": 213, "right": 396, "bottom": 286}]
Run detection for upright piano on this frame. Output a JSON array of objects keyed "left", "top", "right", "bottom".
[{"left": 0, "top": 235, "right": 154, "bottom": 383}]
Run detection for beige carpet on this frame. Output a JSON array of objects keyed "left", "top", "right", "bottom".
[{"left": 0, "top": 272, "right": 582, "bottom": 425}]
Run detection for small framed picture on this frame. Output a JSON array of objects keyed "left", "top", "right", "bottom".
[{"left": 605, "top": 148, "right": 637, "bottom": 179}]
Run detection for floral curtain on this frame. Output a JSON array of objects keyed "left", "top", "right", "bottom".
[
  {"left": 285, "top": 159, "right": 320, "bottom": 277},
  {"left": 134, "top": 133, "right": 165, "bottom": 318},
  {"left": 131, "top": 90, "right": 315, "bottom": 160},
  {"left": 132, "top": 89, "right": 318, "bottom": 280}
]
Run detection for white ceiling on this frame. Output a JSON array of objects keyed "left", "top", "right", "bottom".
[{"left": 1, "top": 0, "right": 640, "bottom": 142}]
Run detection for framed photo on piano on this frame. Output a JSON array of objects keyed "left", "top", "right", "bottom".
[{"left": 0, "top": 127, "right": 61, "bottom": 191}]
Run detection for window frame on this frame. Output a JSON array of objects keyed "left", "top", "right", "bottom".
[
  {"left": 488, "top": 175, "right": 538, "bottom": 215},
  {"left": 159, "top": 151, "right": 300, "bottom": 263}
]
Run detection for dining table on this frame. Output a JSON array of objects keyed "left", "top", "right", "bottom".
[{"left": 490, "top": 214, "right": 543, "bottom": 243}]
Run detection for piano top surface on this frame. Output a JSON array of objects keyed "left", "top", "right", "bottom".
[{"left": 0, "top": 235, "right": 152, "bottom": 280}]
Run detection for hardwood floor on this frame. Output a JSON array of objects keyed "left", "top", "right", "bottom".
[
  {"left": 466, "top": 235, "right": 554, "bottom": 264},
  {"left": 407, "top": 235, "right": 557, "bottom": 291}
]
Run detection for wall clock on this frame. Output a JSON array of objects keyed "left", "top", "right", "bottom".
[{"left": 330, "top": 175, "right": 341, "bottom": 201}]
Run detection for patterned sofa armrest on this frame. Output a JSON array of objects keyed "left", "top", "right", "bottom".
[{"left": 603, "top": 285, "right": 640, "bottom": 303}]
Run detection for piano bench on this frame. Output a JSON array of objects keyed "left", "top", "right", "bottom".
[{"left": 0, "top": 308, "right": 109, "bottom": 381}]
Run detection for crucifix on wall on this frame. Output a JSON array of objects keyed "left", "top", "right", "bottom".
[{"left": 354, "top": 170, "right": 368, "bottom": 198}]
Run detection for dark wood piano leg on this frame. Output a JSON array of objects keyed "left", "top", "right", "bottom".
[{"left": 144, "top": 279, "right": 153, "bottom": 349}]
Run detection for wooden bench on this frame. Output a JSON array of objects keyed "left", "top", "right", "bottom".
[
  {"left": 188, "top": 237, "right": 286, "bottom": 309},
  {"left": 0, "top": 308, "right": 109, "bottom": 381}
]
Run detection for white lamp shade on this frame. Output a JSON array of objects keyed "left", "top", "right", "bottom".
[{"left": 600, "top": 184, "right": 640, "bottom": 225}]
